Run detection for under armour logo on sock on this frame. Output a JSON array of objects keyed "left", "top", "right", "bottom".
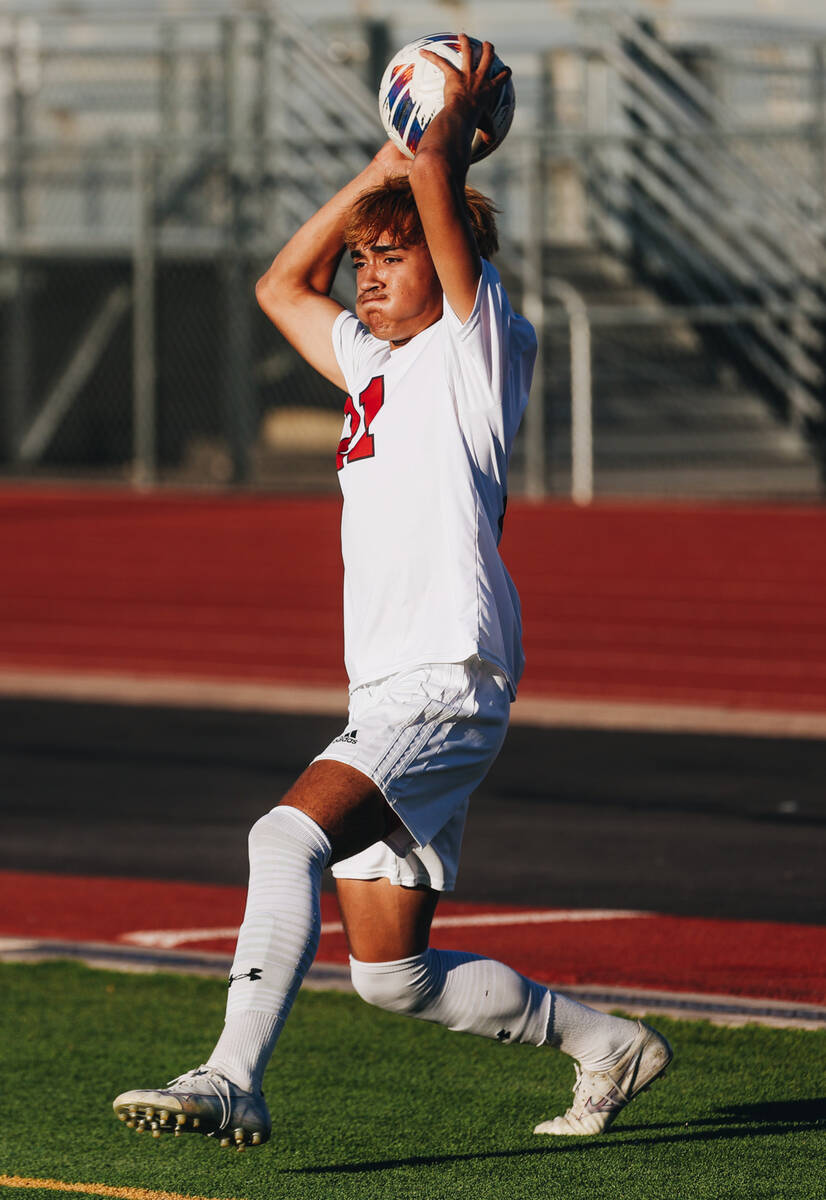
[
  {"left": 228, "top": 968, "right": 263, "bottom": 987},
  {"left": 496, "top": 1028, "right": 511, "bottom": 1042}
]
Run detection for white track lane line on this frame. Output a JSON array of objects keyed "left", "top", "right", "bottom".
[{"left": 120, "top": 909, "right": 652, "bottom": 950}]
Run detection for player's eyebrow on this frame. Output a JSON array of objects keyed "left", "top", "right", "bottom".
[{"left": 350, "top": 243, "right": 402, "bottom": 260}]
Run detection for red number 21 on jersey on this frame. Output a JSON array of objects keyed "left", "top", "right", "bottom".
[{"left": 336, "top": 377, "right": 385, "bottom": 471}]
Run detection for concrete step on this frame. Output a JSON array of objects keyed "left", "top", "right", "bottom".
[
  {"left": 547, "top": 427, "right": 816, "bottom": 461},
  {"left": 549, "top": 390, "right": 797, "bottom": 431},
  {"left": 543, "top": 462, "right": 823, "bottom": 500}
]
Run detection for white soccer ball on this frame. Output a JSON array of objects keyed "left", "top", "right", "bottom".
[{"left": 378, "top": 33, "right": 515, "bottom": 163}]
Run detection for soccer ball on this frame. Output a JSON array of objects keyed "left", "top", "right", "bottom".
[{"left": 378, "top": 33, "right": 515, "bottom": 163}]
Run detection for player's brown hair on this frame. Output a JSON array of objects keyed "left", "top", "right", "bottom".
[{"left": 344, "top": 176, "right": 499, "bottom": 260}]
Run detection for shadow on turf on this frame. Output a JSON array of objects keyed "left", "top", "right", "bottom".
[
  {"left": 621, "top": 1096, "right": 826, "bottom": 1135},
  {"left": 285, "top": 1099, "right": 826, "bottom": 1175}
]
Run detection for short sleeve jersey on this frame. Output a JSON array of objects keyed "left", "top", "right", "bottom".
[{"left": 331, "top": 259, "right": 536, "bottom": 696}]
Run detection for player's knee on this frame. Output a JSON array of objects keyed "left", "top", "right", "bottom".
[
  {"left": 349, "top": 952, "right": 438, "bottom": 1016},
  {"left": 248, "top": 808, "right": 288, "bottom": 855},
  {"left": 247, "top": 805, "right": 326, "bottom": 861}
]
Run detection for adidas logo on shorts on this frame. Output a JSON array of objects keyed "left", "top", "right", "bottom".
[{"left": 333, "top": 728, "right": 358, "bottom": 745}]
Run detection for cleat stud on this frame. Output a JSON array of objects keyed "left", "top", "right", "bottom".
[
  {"left": 174, "top": 1128, "right": 181, "bottom": 1138},
  {"left": 159, "top": 1111, "right": 169, "bottom": 1124},
  {"left": 145, "top": 1106, "right": 155, "bottom": 1119},
  {"left": 152, "top": 1130, "right": 161, "bottom": 1139},
  {"left": 150, "top": 1121, "right": 159, "bottom": 1130},
  {"left": 118, "top": 1113, "right": 127, "bottom": 1122},
  {"left": 236, "top": 1143, "right": 245, "bottom": 1153},
  {"left": 128, "top": 1106, "right": 138, "bottom": 1117},
  {"left": 135, "top": 1125, "right": 145, "bottom": 1134},
  {"left": 234, "top": 1128, "right": 244, "bottom": 1142},
  {"left": 126, "top": 1120, "right": 136, "bottom": 1129},
  {"left": 176, "top": 1113, "right": 187, "bottom": 1126},
  {"left": 192, "top": 1117, "right": 200, "bottom": 1129},
  {"left": 219, "top": 1137, "right": 231, "bottom": 1148},
  {"left": 251, "top": 1132, "right": 262, "bottom": 1145}
]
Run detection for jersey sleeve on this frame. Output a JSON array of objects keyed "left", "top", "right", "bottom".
[
  {"left": 331, "top": 310, "right": 385, "bottom": 397},
  {"left": 442, "top": 260, "right": 537, "bottom": 417}
]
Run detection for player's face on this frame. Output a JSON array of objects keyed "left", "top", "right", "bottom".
[{"left": 351, "top": 237, "right": 443, "bottom": 346}]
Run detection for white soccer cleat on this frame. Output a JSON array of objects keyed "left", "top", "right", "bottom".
[
  {"left": 113, "top": 1065, "right": 271, "bottom": 1150},
  {"left": 534, "top": 1021, "right": 672, "bottom": 1136}
]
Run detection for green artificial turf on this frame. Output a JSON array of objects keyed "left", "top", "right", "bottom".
[{"left": 1, "top": 962, "right": 825, "bottom": 1200}]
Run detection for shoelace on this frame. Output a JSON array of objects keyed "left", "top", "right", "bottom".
[
  {"left": 569, "top": 1065, "right": 585, "bottom": 1113},
  {"left": 165, "top": 1066, "right": 232, "bottom": 1131},
  {"left": 570, "top": 1061, "right": 630, "bottom": 1116}
]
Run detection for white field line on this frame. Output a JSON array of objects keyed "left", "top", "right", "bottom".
[
  {"left": 120, "top": 909, "right": 652, "bottom": 950},
  {"left": 3, "top": 940, "right": 823, "bottom": 1029}
]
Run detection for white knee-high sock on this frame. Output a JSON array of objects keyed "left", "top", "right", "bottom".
[
  {"left": 547, "top": 992, "right": 638, "bottom": 1070},
  {"left": 206, "top": 805, "right": 331, "bottom": 1093},
  {"left": 350, "top": 950, "right": 550, "bottom": 1045},
  {"left": 350, "top": 950, "right": 637, "bottom": 1069}
]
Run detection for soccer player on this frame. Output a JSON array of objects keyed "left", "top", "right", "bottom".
[{"left": 113, "top": 36, "right": 671, "bottom": 1149}]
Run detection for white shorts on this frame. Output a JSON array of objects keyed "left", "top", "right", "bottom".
[{"left": 314, "top": 656, "right": 510, "bottom": 892}]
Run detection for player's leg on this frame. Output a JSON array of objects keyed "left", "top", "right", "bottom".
[
  {"left": 332, "top": 672, "right": 671, "bottom": 1137},
  {"left": 338, "top": 870, "right": 657, "bottom": 1071},
  {"left": 339, "top": 874, "right": 551, "bottom": 1042},
  {"left": 336, "top": 876, "right": 439, "bottom": 962},
  {"left": 112, "top": 758, "right": 397, "bottom": 1149},
  {"left": 203, "top": 761, "right": 398, "bottom": 1085}
]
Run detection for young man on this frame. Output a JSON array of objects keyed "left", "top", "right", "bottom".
[{"left": 113, "top": 37, "right": 671, "bottom": 1150}]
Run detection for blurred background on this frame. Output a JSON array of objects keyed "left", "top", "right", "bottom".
[{"left": 2, "top": 0, "right": 825, "bottom": 503}]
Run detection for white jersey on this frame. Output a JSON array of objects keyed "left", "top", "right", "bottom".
[{"left": 331, "top": 259, "right": 536, "bottom": 696}]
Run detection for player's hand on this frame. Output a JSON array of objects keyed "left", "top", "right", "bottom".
[
  {"left": 420, "top": 34, "right": 511, "bottom": 123},
  {"left": 371, "top": 140, "right": 412, "bottom": 178}
]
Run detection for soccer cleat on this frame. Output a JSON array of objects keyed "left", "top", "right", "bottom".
[
  {"left": 534, "top": 1020, "right": 672, "bottom": 1136},
  {"left": 113, "top": 1066, "right": 271, "bottom": 1150}
]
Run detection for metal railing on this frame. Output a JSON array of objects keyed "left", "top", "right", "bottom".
[
  {"left": 578, "top": 11, "right": 826, "bottom": 432},
  {"left": 535, "top": 294, "right": 825, "bottom": 503},
  {"left": 0, "top": 6, "right": 387, "bottom": 484}
]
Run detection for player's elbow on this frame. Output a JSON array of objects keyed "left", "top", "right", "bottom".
[
  {"left": 408, "top": 148, "right": 451, "bottom": 192},
  {"left": 255, "top": 263, "right": 293, "bottom": 326},
  {"left": 255, "top": 267, "right": 274, "bottom": 309}
]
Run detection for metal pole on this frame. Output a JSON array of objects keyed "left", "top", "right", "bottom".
[
  {"left": 223, "top": 261, "right": 254, "bottom": 485},
  {"left": 547, "top": 279, "right": 593, "bottom": 506},
  {"left": 815, "top": 42, "right": 826, "bottom": 208},
  {"left": 570, "top": 309, "right": 593, "bottom": 506},
  {"left": 222, "top": 18, "right": 253, "bottom": 486},
  {"left": 5, "top": 262, "right": 29, "bottom": 466},
  {"left": 159, "top": 20, "right": 177, "bottom": 141},
  {"left": 3, "top": 37, "right": 30, "bottom": 466},
  {"left": 132, "top": 145, "right": 157, "bottom": 488},
  {"left": 521, "top": 137, "right": 547, "bottom": 499}
]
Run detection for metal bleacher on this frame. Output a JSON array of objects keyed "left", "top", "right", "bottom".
[{"left": 0, "top": 2, "right": 824, "bottom": 498}]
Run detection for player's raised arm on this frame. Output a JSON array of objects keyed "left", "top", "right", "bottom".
[
  {"left": 255, "top": 143, "right": 410, "bottom": 388},
  {"left": 410, "top": 35, "right": 511, "bottom": 323}
]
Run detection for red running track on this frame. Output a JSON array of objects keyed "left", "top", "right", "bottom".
[
  {"left": 2, "top": 486, "right": 826, "bottom": 712},
  {"left": 2, "top": 871, "right": 824, "bottom": 1006}
]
